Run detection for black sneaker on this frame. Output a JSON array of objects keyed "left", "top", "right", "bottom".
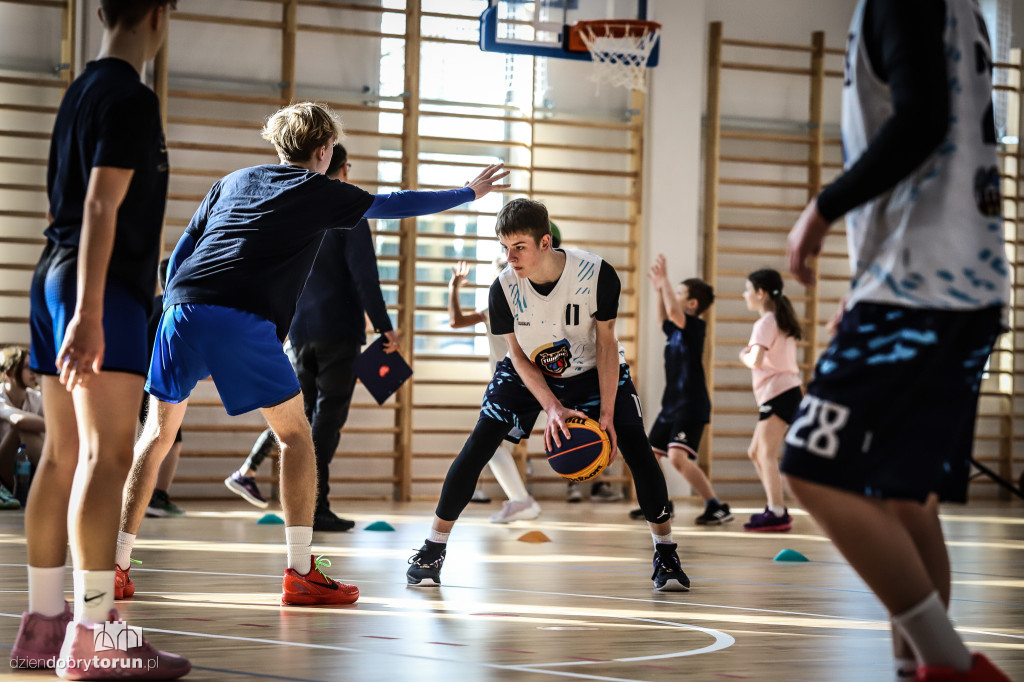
[
  {"left": 695, "top": 501, "right": 733, "bottom": 526},
  {"left": 407, "top": 542, "right": 446, "bottom": 586},
  {"left": 652, "top": 542, "right": 690, "bottom": 592},
  {"left": 628, "top": 500, "right": 674, "bottom": 520},
  {"left": 313, "top": 510, "right": 355, "bottom": 532}
]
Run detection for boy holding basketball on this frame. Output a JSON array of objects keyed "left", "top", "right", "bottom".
[
  {"left": 407, "top": 198, "right": 690, "bottom": 592},
  {"left": 628, "top": 255, "right": 732, "bottom": 525}
]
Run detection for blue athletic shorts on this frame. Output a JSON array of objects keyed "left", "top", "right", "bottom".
[
  {"left": 781, "top": 302, "right": 1002, "bottom": 503},
  {"left": 146, "top": 303, "right": 300, "bottom": 416},
  {"left": 480, "top": 358, "right": 644, "bottom": 444},
  {"left": 29, "top": 242, "right": 149, "bottom": 376}
]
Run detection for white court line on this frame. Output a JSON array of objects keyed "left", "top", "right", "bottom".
[{"left": 0, "top": 612, "right": 687, "bottom": 682}]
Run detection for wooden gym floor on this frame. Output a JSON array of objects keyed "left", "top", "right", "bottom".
[{"left": 1, "top": 499, "right": 1022, "bottom": 681}]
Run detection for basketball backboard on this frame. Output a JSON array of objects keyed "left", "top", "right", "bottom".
[{"left": 479, "top": 0, "right": 660, "bottom": 66}]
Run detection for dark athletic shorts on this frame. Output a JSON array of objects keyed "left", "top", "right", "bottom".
[
  {"left": 758, "top": 386, "right": 803, "bottom": 423},
  {"left": 29, "top": 242, "right": 149, "bottom": 377},
  {"left": 479, "top": 358, "right": 644, "bottom": 444},
  {"left": 781, "top": 302, "right": 1001, "bottom": 503},
  {"left": 649, "top": 414, "right": 706, "bottom": 459}
]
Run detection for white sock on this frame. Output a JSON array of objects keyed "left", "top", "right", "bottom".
[
  {"left": 115, "top": 531, "right": 136, "bottom": 570},
  {"left": 489, "top": 442, "right": 530, "bottom": 503},
  {"left": 769, "top": 505, "right": 786, "bottom": 517},
  {"left": 28, "top": 566, "right": 66, "bottom": 617},
  {"left": 894, "top": 657, "right": 916, "bottom": 680},
  {"left": 652, "top": 532, "right": 673, "bottom": 547},
  {"left": 236, "top": 466, "right": 250, "bottom": 478},
  {"left": 427, "top": 529, "right": 450, "bottom": 544},
  {"left": 72, "top": 570, "right": 114, "bottom": 625},
  {"left": 892, "top": 592, "right": 971, "bottom": 671},
  {"left": 285, "top": 526, "right": 313, "bottom": 574}
]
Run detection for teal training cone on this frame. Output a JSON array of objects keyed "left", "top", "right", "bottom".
[
  {"left": 365, "top": 521, "right": 395, "bottom": 532},
  {"left": 773, "top": 548, "right": 809, "bottom": 562},
  {"left": 257, "top": 513, "right": 285, "bottom": 525}
]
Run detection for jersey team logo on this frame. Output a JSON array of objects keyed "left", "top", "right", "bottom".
[{"left": 532, "top": 339, "right": 572, "bottom": 377}]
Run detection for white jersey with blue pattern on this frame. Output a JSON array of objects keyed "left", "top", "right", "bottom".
[
  {"left": 497, "top": 248, "right": 623, "bottom": 378},
  {"left": 842, "top": 0, "right": 1008, "bottom": 311}
]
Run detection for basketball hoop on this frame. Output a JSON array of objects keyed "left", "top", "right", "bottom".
[{"left": 568, "top": 19, "right": 661, "bottom": 92}]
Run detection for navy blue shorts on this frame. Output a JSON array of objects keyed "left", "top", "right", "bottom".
[
  {"left": 146, "top": 303, "right": 299, "bottom": 416},
  {"left": 29, "top": 242, "right": 149, "bottom": 376},
  {"left": 649, "top": 414, "right": 705, "bottom": 458},
  {"left": 480, "top": 358, "right": 644, "bottom": 443},
  {"left": 781, "top": 302, "right": 1001, "bottom": 503}
]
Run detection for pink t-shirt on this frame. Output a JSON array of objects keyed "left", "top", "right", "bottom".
[{"left": 746, "top": 312, "right": 802, "bottom": 405}]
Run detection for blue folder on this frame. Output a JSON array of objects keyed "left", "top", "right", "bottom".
[{"left": 352, "top": 335, "right": 413, "bottom": 405}]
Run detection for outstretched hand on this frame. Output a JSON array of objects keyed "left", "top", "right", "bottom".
[
  {"left": 648, "top": 253, "right": 669, "bottom": 289},
  {"left": 465, "top": 163, "right": 510, "bottom": 199},
  {"left": 449, "top": 260, "right": 471, "bottom": 288}
]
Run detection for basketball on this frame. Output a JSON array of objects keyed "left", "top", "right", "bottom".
[{"left": 545, "top": 417, "right": 611, "bottom": 482}]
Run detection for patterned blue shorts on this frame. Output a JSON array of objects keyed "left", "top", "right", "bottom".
[{"left": 781, "top": 302, "right": 1001, "bottom": 503}]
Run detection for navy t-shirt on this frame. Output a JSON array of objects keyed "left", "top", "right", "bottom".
[
  {"left": 288, "top": 219, "right": 392, "bottom": 346},
  {"left": 164, "top": 165, "right": 375, "bottom": 340},
  {"left": 660, "top": 316, "right": 711, "bottom": 423},
  {"left": 45, "top": 58, "right": 168, "bottom": 310}
]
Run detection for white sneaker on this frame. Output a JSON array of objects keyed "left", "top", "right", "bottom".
[{"left": 490, "top": 497, "right": 542, "bottom": 523}]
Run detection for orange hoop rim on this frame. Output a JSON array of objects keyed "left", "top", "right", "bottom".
[{"left": 566, "top": 19, "right": 661, "bottom": 53}]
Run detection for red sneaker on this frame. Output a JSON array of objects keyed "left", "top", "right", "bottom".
[
  {"left": 917, "top": 653, "right": 1011, "bottom": 681},
  {"left": 10, "top": 602, "right": 72, "bottom": 668},
  {"left": 56, "top": 609, "right": 190, "bottom": 680},
  {"left": 282, "top": 555, "right": 359, "bottom": 606},
  {"left": 114, "top": 563, "right": 135, "bottom": 600}
]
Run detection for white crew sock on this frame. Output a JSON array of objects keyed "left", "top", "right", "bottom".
[
  {"left": 28, "top": 565, "right": 66, "bottom": 617},
  {"left": 652, "top": 532, "right": 673, "bottom": 547},
  {"left": 285, "top": 526, "right": 313, "bottom": 574},
  {"left": 427, "top": 529, "right": 450, "bottom": 544},
  {"left": 892, "top": 591, "right": 971, "bottom": 671},
  {"left": 488, "top": 441, "right": 530, "bottom": 503},
  {"left": 115, "top": 531, "right": 136, "bottom": 570},
  {"left": 769, "top": 505, "right": 786, "bottom": 517},
  {"left": 73, "top": 570, "right": 114, "bottom": 625}
]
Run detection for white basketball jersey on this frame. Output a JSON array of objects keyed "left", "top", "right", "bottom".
[
  {"left": 842, "top": 0, "right": 1008, "bottom": 310},
  {"left": 497, "top": 248, "right": 624, "bottom": 377}
]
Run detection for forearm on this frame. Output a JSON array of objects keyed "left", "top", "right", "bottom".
[
  {"left": 8, "top": 412, "right": 45, "bottom": 433},
  {"left": 75, "top": 203, "right": 118, "bottom": 318},
  {"left": 448, "top": 285, "right": 468, "bottom": 328},
  {"left": 509, "top": 352, "right": 560, "bottom": 412},
  {"left": 658, "top": 282, "right": 687, "bottom": 327},
  {"left": 364, "top": 187, "right": 475, "bottom": 219},
  {"left": 654, "top": 287, "right": 667, "bottom": 324},
  {"left": 596, "top": 339, "right": 619, "bottom": 419}
]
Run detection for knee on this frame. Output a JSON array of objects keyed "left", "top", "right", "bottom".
[{"left": 747, "top": 444, "right": 758, "bottom": 461}]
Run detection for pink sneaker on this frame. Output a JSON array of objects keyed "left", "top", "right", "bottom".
[
  {"left": 10, "top": 602, "right": 73, "bottom": 669},
  {"left": 56, "top": 610, "right": 190, "bottom": 680}
]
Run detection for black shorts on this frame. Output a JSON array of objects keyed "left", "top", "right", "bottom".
[
  {"left": 479, "top": 358, "right": 644, "bottom": 444},
  {"left": 649, "top": 415, "right": 705, "bottom": 458},
  {"left": 759, "top": 386, "right": 802, "bottom": 423},
  {"left": 781, "top": 302, "right": 1001, "bottom": 503}
]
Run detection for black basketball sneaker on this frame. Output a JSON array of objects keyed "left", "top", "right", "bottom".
[
  {"left": 407, "top": 542, "right": 446, "bottom": 587},
  {"left": 652, "top": 543, "right": 690, "bottom": 592}
]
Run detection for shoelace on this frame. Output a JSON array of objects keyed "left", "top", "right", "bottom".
[
  {"left": 312, "top": 555, "right": 335, "bottom": 584},
  {"left": 408, "top": 548, "right": 443, "bottom": 567},
  {"left": 652, "top": 549, "right": 682, "bottom": 578}
]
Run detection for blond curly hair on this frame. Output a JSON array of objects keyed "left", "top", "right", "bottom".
[
  {"left": 260, "top": 102, "right": 342, "bottom": 163},
  {"left": 0, "top": 345, "right": 28, "bottom": 377}
]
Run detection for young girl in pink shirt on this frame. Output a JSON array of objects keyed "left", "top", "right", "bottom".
[{"left": 739, "top": 269, "right": 803, "bottom": 532}]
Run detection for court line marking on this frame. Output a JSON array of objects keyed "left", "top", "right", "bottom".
[
  {"left": 1, "top": 561, "right": 1021, "bottom": 636},
  {"left": 0, "top": 613, "right": 687, "bottom": 682}
]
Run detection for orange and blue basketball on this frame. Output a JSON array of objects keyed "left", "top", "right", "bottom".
[{"left": 545, "top": 417, "right": 611, "bottom": 482}]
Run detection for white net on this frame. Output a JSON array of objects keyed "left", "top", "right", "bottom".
[{"left": 576, "top": 23, "right": 661, "bottom": 92}]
